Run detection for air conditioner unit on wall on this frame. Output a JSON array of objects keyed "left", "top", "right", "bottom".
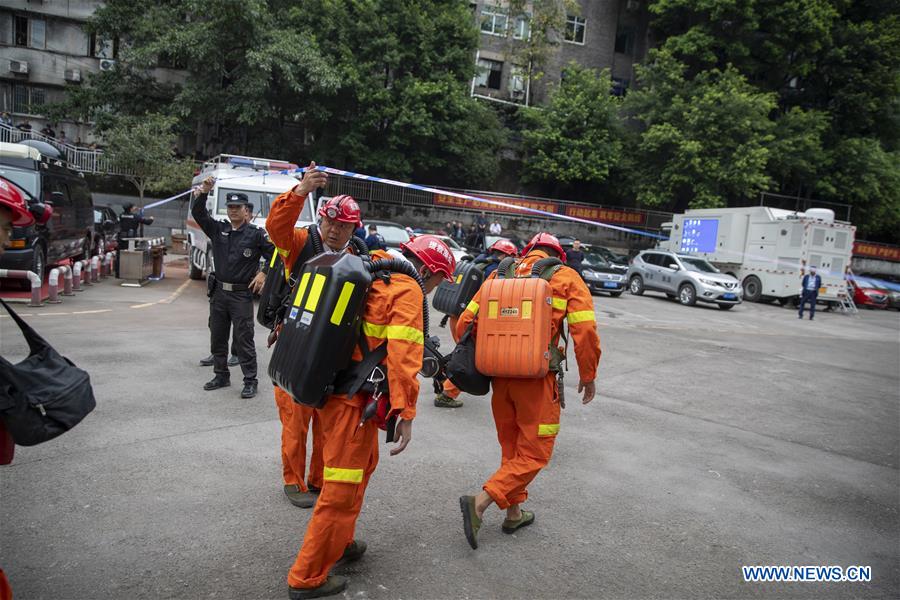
[
  {"left": 98, "top": 59, "right": 116, "bottom": 71},
  {"left": 9, "top": 60, "right": 29, "bottom": 75},
  {"left": 65, "top": 68, "right": 82, "bottom": 82}
]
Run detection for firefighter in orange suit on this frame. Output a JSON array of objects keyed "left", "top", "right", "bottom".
[
  {"left": 455, "top": 232, "right": 600, "bottom": 548},
  {"left": 434, "top": 239, "right": 519, "bottom": 409},
  {"left": 266, "top": 163, "right": 364, "bottom": 509},
  {"left": 268, "top": 176, "right": 457, "bottom": 597}
]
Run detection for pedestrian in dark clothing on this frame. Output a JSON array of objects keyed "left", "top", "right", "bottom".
[
  {"left": 567, "top": 240, "right": 585, "bottom": 275},
  {"left": 115, "top": 203, "right": 155, "bottom": 278},
  {"left": 354, "top": 224, "right": 366, "bottom": 241},
  {"left": 365, "top": 224, "right": 386, "bottom": 251},
  {"left": 191, "top": 176, "right": 274, "bottom": 398},
  {"left": 799, "top": 266, "right": 822, "bottom": 320}
]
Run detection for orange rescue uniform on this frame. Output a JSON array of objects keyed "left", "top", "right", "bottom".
[
  {"left": 267, "top": 186, "right": 426, "bottom": 591},
  {"left": 266, "top": 189, "right": 350, "bottom": 492},
  {"left": 456, "top": 250, "right": 601, "bottom": 508}
]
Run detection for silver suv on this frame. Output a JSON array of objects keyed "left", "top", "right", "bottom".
[{"left": 627, "top": 250, "right": 743, "bottom": 310}]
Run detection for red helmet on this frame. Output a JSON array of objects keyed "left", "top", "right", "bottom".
[
  {"left": 523, "top": 232, "right": 566, "bottom": 262},
  {"left": 0, "top": 177, "right": 35, "bottom": 227},
  {"left": 400, "top": 234, "right": 456, "bottom": 281},
  {"left": 318, "top": 194, "right": 361, "bottom": 227},
  {"left": 488, "top": 239, "right": 519, "bottom": 257}
]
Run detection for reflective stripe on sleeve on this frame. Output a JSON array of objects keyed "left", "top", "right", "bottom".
[
  {"left": 323, "top": 466, "right": 364, "bottom": 484},
  {"left": 465, "top": 300, "right": 479, "bottom": 315},
  {"left": 552, "top": 297, "right": 567, "bottom": 310},
  {"left": 567, "top": 310, "right": 595, "bottom": 324},
  {"left": 361, "top": 321, "right": 424, "bottom": 344},
  {"left": 538, "top": 423, "right": 560, "bottom": 437}
]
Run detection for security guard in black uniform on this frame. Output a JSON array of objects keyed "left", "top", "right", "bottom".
[
  {"left": 115, "top": 203, "right": 154, "bottom": 278},
  {"left": 191, "top": 176, "right": 273, "bottom": 398}
]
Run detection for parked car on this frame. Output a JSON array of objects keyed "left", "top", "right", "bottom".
[
  {"left": 627, "top": 250, "right": 742, "bottom": 309},
  {"left": 92, "top": 204, "right": 120, "bottom": 255},
  {"left": 362, "top": 219, "right": 410, "bottom": 259},
  {"left": 0, "top": 140, "right": 94, "bottom": 278},
  {"left": 429, "top": 234, "right": 471, "bottom": 264},
  {"left": 558, "top": 235, "right": 628, "bottom": 265},
  {"left": 848, "top": 277, "right": 890, "bottom": 309},
  {"left": 580, "top": 250, "right": 626, "bottom": 297},
  {"left": 484, "top": 235, "right": 527, "bottom": 255},
  {"left": 858, "top": 272, "right": 900, "bottom": 293}
]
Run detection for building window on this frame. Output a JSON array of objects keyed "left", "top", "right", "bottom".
[
  {"left": 513, "top": 14, "right": 530, "bottom": 40},
  {"left": 89, "top": 32, "right": 119, "bottom": 59},
  {"left": 481, "top": 5, "right": 508, "bottom": 36},
  {"left": 475, "top": 58, "right": 503, "bottom": 90},
  {"left": 615, "top": 25, "right": 636, "bottom": 55},
  {"left": 14, "top": 15, "right": 28, "bottom": 47},
  {"left": 12, "top": 84, "right": 47, "bottom": 114},
  {"left": 30, "top": 18, "right": 46, "bottom": 49},
  {"left": 565, "top": 15, "right": 586, "bottom": 44}
]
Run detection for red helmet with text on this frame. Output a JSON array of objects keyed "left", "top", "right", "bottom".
[
  {"left": 318, "top": 195, "right": 361, "bottom": 227},
  {"left": 0, "top": 176, "right": 35, "bottom": 227},
  {"left": 400, "top": 235, "right": 456, "bottom": 281},
  {"left": 523, "top": 232, "right": 566, "bottom": 262},
  {"left": 488, "top": 239, "right": 519, "bottom": 257}
]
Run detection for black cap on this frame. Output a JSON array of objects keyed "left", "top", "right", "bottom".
[{"left": 225, "top": 192, "right": 249, "bottom": 206}]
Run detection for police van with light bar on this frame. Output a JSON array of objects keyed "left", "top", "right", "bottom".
[{"left": 186, "top": 154, "right": 318, "bottom": 280}]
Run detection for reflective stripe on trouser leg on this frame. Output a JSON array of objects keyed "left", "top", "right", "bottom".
[
  {"left": 288, "top": 396, "right": 379, "bottom": 589},
  {"left": 274, "top": 387, "right": 304, "bottom": 490},
  {"left": 483, "top": 373, "right": 560, "bottom": 509}
]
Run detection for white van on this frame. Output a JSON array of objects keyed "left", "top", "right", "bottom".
[{"left": 186, "top": 154, "right": 316, "bottom": 279}]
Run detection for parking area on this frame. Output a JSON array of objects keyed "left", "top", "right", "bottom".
[{"left": 1, "top": 259, "right": 898, "bottom": 599}]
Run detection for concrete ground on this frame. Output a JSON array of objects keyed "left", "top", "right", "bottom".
[{"left": 1, "top": 258, "right": 898, "bottom": 600}]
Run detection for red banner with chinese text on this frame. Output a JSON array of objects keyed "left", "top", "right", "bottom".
[
  {"left": 434, "top": 193, "right": 559, "bottom": 216},
  {"left": 853, "top": 241, "right": 900, "bottom": 262},
  {"left": 563, "top": 205, "right": 647, "bottom": 225}
]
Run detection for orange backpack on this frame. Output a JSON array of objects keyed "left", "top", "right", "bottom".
[{"left": 474, "top": 257, "right": 563, "bottom": 378}]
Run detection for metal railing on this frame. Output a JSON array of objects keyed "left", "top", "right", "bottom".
[{"left": 0, "top": 123, "right": 132, "bottom": 175}]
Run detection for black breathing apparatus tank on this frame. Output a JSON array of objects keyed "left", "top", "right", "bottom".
[
  {"left": 268, "top": 253, "right": 438, "bottom": 408},
  {"left": 432, "top": 256, "right": 488, "bottom": 316}
]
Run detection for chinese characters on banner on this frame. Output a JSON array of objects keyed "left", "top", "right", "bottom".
[
  {"left": 853, "top": 241, "right": 900, "bottom": 262},
  {"left": 563, "top": 205, "right": 647, "bottom": 225},
  {"left": 433, "top": 193, "right": 558, "bottom": 216},
  {"left": 432, "top": 193, "right": 647, "bottom": 225}
]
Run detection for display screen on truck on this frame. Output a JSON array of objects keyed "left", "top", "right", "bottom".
[{"left": 680, "top": 218, "right": 719, "bottom": 253}]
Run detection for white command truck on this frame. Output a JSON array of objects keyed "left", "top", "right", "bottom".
[
  {"left": 186, "top": 154, "right": 316, "bottom": 280},
  {"left": 660, "top": 206, "right": 855, "bottom": 304}
]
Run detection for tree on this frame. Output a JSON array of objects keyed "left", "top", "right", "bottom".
[
  {"left": 103, "top": 114, "right": 195, "bottom": 206},
  {"left": 521, "top": 64, "right": 623, "bottom": 187},
  {"left": 816, "top": 138, "right": 900, "bottom": 239},
  {"left": 624, "top": 51, "right": 776, "bottom": 209},
  {"left": 287, "top": 0, "right": 506, "bottom": 185}
]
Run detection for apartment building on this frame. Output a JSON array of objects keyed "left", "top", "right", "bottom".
[
  {"left": 0, "top": 0, "right": 185, "bottom": 143},
  {"left": 471, "top": 0, "right": 648, "bottom": 106}
]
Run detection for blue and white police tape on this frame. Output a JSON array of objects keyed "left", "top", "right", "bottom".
[{"left": 142, "top": 164, "right": 666, "bottom": 240}]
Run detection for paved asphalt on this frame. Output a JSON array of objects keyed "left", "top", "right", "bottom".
[{"left": 1, "top": 258, "right": 898, "bottom": 600}]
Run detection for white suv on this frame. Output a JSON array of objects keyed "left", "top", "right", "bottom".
[{"left": 626, "top": 250, "right": 743, "bottom": 310}]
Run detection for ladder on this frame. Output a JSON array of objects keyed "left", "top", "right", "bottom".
[{"left": 837, "top": 270, "right": 858, "bottom": 314}]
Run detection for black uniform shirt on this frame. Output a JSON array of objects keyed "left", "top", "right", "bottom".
[{"left": 191, "top": 193, "right": 274, "bottom": 284}]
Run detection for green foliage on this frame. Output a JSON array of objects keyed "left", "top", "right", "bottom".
[
  {"left": 521, "top": 64, "right": 623, "bottom": 186},
  {"left": 816, "top": 138, "right": 900, "bottom": 238},
  {"left": 103, "top": 114, "right": 194, "bottom": 203},
  {"left": 287, "top": 0, "right": 505, "bottom": 184},
  {"left": 625, "top": 52, "right": 775, "bottom": 209}
]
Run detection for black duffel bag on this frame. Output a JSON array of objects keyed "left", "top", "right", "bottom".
[
  {"left": 0, "top": 299, "right": 96, "bottom": 446},
  {"left": 445, "top": 322, "right": 491, "bottom": 396}
]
